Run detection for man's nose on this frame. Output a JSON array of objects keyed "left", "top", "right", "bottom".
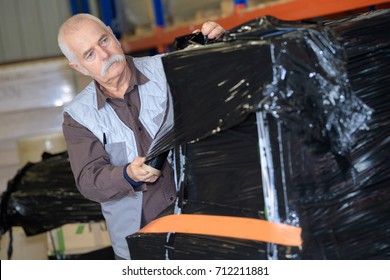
[{"left": 97, "top": 46, "right": 110, "bottom": 59}]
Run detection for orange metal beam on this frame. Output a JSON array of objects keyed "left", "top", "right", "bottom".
[
  {"left": 238, "top": 0, "right": 390, "bottom": 21},
  {"left": 120, "top": 0, "right": 390, "bottom": 53}
]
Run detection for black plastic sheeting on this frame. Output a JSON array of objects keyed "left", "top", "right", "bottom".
[
  {"left": 148, "top": 15, "right": 373, "bottom": 159},
  {"left": 0, "top": 152, "right": 103, "bottom": 237},
  {"left": 127, "top": 9, "right": 390, "bottom": 259}
]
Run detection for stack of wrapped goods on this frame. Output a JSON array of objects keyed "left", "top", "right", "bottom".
[{"left": 127, "top": 9, "right": 390, "bottom": 259}]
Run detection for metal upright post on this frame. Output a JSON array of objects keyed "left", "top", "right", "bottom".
[
  {"left": 69, "top": 0, "right": 90, "bottom": 15},
  {"left": 153, "top": 0, "right": 166, "bottom": 29},
  {"left": 234, "top": 0, "right": 248, "bottom": 13},
  {"left": 152, "top": 0, "right": 167, "bottom": 53}
]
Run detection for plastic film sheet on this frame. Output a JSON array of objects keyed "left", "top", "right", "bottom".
[
  {"left": 128, "top": 9, "right": 390, "bottom": 259},
  {"left": 0, "top": 152, "right": 104, "bottom": 236},
  {"left": 147, "top": 15, "right": 373, "bottom": 159}
]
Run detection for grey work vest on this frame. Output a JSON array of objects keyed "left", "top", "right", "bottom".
[{"left": 64, "top": 55, "right": 168, "bottom": 259}]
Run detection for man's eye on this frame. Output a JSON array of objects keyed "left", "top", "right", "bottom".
[
  {"left": 86, "top": 51, "right": 95, "bottom": 61},
  {"left": 101, "top": 37, "right": 109, "bottom": 46}
]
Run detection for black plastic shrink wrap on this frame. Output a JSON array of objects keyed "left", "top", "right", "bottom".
[
  {"left": 128, "top": 9, "right": 390, "bottom": 259},
  {"left": 0, "top": 152, "right": 103, "bottom": 237}
]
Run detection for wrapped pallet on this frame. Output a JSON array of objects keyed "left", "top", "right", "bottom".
[{"left": 127, "top": 9, "right": 390, "bottom": 260}]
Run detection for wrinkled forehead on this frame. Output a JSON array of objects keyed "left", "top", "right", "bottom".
[{"left": 66, "top": 20, "right": 108, "bottom": 54}]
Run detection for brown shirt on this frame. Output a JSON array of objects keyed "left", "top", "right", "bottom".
[{"left": 62, "top": 56, "right": 176, "bottom": 225}]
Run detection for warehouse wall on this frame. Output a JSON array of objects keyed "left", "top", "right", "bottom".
[
  {"left": 0, "top": 0, "right": 234, "bottom": 63},
  {"left": 0, "top": 0, "right": 71, "bottom": 63}
]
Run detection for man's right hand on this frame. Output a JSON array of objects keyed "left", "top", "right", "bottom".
[{"left": 126, "top": 157, "right": 159, "bottom": 183}]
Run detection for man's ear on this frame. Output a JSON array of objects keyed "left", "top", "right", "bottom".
[{"left": 69, "top": 61, "right": 89, "bottom": 76}]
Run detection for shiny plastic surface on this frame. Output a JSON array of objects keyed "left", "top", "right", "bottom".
[
  {"left": 130, "top": 9, "right": 390, "bottom": 259},
  {"left": 0, "top": 152, "right": 103, "bottom": 236}
]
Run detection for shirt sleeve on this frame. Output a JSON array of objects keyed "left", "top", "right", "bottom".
[{"left": 62, "top": 112, "right": 136, "bottom": 203}]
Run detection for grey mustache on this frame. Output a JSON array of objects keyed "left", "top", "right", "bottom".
[{"left": 101, "top": 55, "right": 125, "bottom": 77}]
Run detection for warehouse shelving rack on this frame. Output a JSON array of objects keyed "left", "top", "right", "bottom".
[{"left": 119, "top": 0, "right": 390, "bottom": 54}]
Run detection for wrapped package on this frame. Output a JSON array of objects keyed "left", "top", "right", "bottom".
[
  {"left": 127, "top": 9, "right": 390, "bottom": 259},
  {"left": 0, "top": 152, "right": 104, "bottom": 237}
]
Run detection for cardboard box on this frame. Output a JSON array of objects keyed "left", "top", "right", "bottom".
[{"left": 47, "top": 222, "right": 111, "bottom": 257}]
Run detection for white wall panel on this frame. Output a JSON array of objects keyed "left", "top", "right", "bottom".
[
  {"left": 37, "top": 0, "right": 71, "bottom": 57},
  {"left": 0, "top": 0, "right": 71, "bottom": 63},
  {"left": 0, "top": 1, "right": 24, "bottom": 62},
  {"left": 17, "top": 0, "right": 46, "bottom": 59}
]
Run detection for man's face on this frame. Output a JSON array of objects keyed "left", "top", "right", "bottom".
[{"left": 66, "top": 19, "right": 126, "bottom": 83}]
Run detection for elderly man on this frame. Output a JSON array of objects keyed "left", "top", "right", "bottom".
[{"left": 58, "top": 13, "right": 224, "bottom": 259}]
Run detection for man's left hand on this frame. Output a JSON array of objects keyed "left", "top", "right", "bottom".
[{"left": 199, "top": 21, "right": 225, "bottom": 40}]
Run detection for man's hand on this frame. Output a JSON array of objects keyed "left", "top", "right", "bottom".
[
  {"left": 196, "top": 21, "right": 225, "bottom": 40},
  {"left": 126, "top": 157, "right": 159, "bottom": 183}
]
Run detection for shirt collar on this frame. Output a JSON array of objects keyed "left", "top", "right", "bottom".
[{"left": 96, "top": 55, "right": 150, "bottom": 109}]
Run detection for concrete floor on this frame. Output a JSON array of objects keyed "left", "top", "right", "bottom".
[{"left": 0, "top": 57, "right": 91, "bottom": 193}]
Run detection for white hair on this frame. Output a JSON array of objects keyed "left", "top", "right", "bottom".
[{"left": 57, "top": 13, "right": 108, "bottom": 64}]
